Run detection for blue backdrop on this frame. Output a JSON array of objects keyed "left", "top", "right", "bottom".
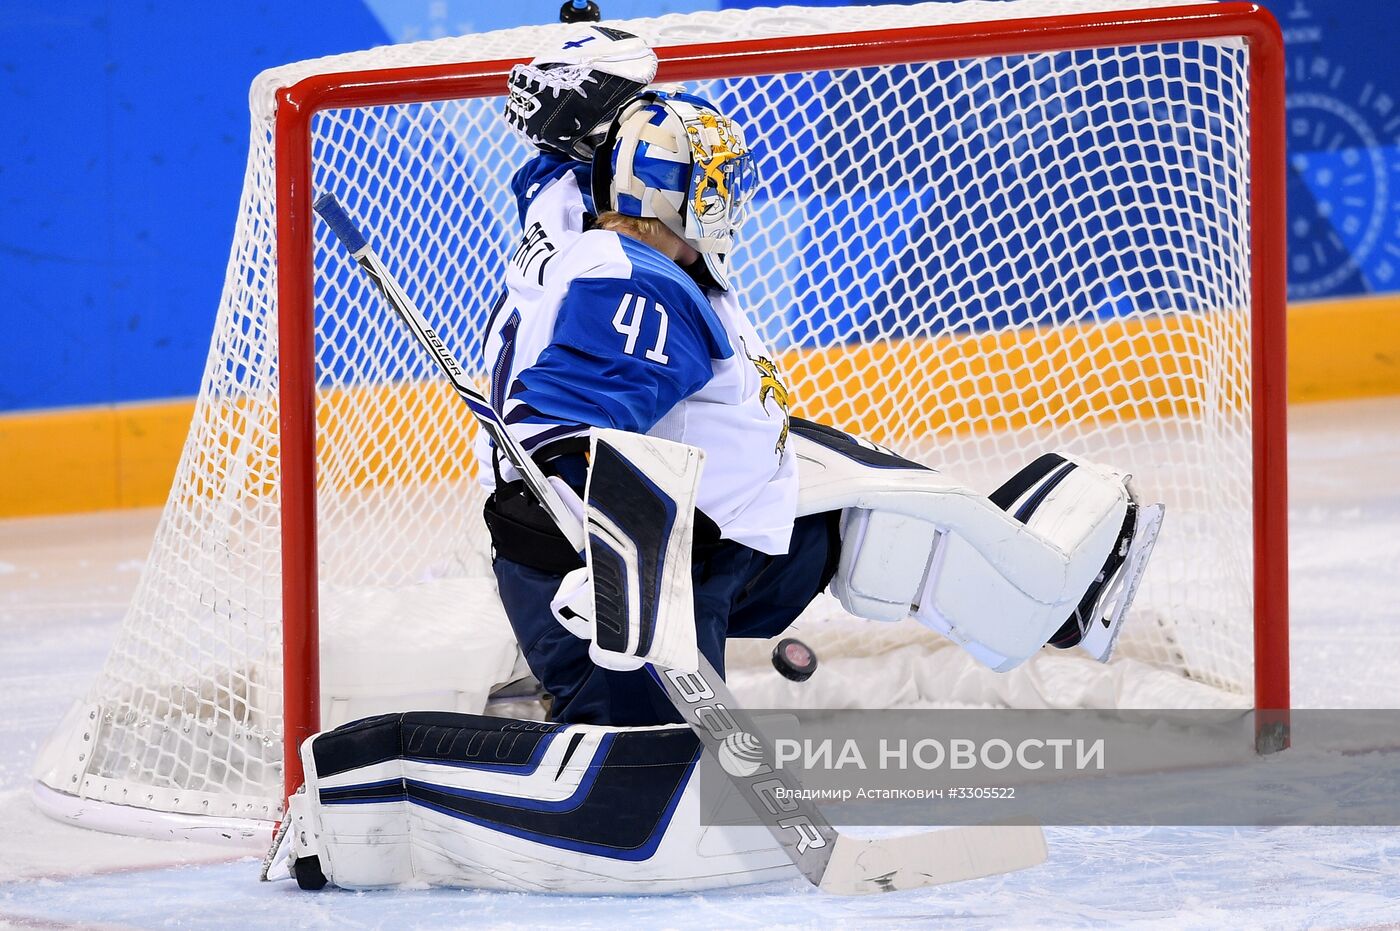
[{"left": 1, "top": 0, "right": 1395, "bottom": 413}]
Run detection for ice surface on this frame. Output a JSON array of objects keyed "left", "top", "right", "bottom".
[{"left": 1, "top": 397, "right": 1398, "bottom": 928}]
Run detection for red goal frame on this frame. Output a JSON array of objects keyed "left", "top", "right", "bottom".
[{"left": 272, "top": 2, "right": 1289, "bottom": 804}]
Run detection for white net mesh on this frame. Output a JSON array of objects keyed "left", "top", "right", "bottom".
[{"left": 40, "top": 0, "right": 1260, "bottom": 825}]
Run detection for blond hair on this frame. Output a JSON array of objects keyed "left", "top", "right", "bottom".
[{"left": 593, "top": 211, "right": 673, "bottom": 240}]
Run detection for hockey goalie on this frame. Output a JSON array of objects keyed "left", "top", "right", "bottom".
[{"left": 273, "top": 28, "right": 1163, "bottom": 895}]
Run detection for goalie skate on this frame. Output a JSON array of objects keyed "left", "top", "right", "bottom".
[{"left": 1053, "top": 485, "right": 1165, "bottom": 664}]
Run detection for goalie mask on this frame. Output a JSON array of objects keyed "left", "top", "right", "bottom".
[
  {"left": 504, "top": 26, "right": 658, "bottom": 161},
  {"left": 592, "top": 90, "right": 757, "bottom": 291}
]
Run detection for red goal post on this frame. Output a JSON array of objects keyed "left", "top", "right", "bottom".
[{"left": 273, "top": 3, "right": 1288, "bottom": 808}]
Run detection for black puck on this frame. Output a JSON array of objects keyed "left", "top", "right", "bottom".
[
  {"left": 772, "top": 637, "right": 818, "bottom": 682},
  {"left": 292, "top": 854, "right": 328, "bottom": 891}
]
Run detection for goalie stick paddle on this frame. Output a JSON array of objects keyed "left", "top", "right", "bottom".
[
  {"left": 646, "top": 651, "right": 1048, "bottom": 893},
  {"left": 313, "top": 193, "right": 1047, "bottom": 894}
]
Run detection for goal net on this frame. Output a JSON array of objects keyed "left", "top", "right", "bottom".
[{"left": 34, "top": 0, "right": 1286, "bottom": 840}]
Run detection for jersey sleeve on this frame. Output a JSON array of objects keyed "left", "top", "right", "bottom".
[
  {"left": 505, "top": 270, "right": 732, "bottom": 446},
  {"left": 509, "top": 153, "right": 593, "bottom": 228}
]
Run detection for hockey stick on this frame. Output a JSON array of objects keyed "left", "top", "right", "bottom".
[{"left": 313, "top": 193, "right": 1047, "bottom": 894}]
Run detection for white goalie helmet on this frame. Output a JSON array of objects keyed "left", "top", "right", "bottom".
[
  {"left": 592, "top": 90, "right": 758, "bottom": 291},
  {"left": 504, "top": 26, "right": 659, "bottom": 161}
]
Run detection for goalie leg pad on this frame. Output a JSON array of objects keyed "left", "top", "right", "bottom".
[
  {"left": 289, "top": 711, "right": 793, "bottom": 893},
  {"left": 830, "top": 508, "right": 941, "bottom": 622},
  {"left": 791, "top": 421, "right": 1149, "bottom": 672},
  {"left": 914, "top": 455, "right": 1134, "bottom": 670}
]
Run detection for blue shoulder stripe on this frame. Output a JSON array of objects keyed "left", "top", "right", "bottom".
[
  {"left": 614, "top": 235, "right": 733, "bottom": 360},
  {"left": 510, "top": 152, "right": 591, "bottom": 227}
]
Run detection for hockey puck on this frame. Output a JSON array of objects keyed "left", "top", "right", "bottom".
[
  {"left": 292, "top": 854, "right": 328, "bottom": 891},
  {"left": 771, "top": 637, "right": 818, "bottom": 682}
]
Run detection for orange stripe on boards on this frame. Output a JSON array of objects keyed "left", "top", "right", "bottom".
[
  {"left": 0, "top": 296, "right": 1396, "bottom": 518},
  {"left": 777, "top": 311, "right": 1249, "bottom": 444},
  {"left": 167, "top": 380, "right": 485, "bottom": 507},
  {"left": 0, "top": 400, "right": 191, "bottom": 517},
  {"left": 310, "top": 380, "right": 482, "bottom": 495},
  {"left": 1288, "top": 295, "right": 1400, "bottom": 402},
  {"left": 0, "top": 407, "right": 120, "bottom": 516},
  {"left": 116, "top": 401, "right": 198, "bottom": 507}
]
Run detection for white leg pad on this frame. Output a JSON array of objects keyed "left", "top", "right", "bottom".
[
  {"left": 829, "top": 508, "right": 941, "bottom": 622},
  {"left": 291, "top": 714, "right": 794, "bottom": 893},
  {"left": 912, "top": 458, "right": 1130, "bottom": 670},
  {"left": 791, "top": 421, "right": 1134, "bottom": 673}
]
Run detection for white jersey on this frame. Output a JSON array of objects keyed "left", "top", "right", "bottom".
[
  {"left": 475, "top": 153, "right": 592, "bottom": 485},
  {"left": 482, "top": 227, "right": 797, "bottom": 555},
  {"left": 501, "top": 152, "right": 593, "bottom": 307}
]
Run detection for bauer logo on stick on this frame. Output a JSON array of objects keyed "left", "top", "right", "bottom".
[{"left": 422, "top": 329, "right": 463, "bottom": 378}]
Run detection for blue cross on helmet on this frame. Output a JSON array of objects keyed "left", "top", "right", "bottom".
[{"left": 592, "top": 90, "right": 758, "bottom": 291}]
